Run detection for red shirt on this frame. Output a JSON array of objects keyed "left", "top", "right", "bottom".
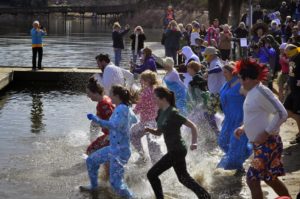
[
  {"left": 96, "top": 96, "right": 114, "bottom": 135},
  {"left": 279, "top": 54, "right": 289, "bottom": 74}
]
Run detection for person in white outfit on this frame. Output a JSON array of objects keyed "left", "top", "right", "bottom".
[{"left": 234, "top": 59, "right": 290, "bottom": 199}]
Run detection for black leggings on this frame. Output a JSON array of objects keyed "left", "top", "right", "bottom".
[
  {"left": 147, "top": 150, "right": 211, "bottom": 199},
  {"left": 32, "top": 47, "right": 43, "bottom": 69}
]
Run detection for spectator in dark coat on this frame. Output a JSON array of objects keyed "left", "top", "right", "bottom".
[
  {"left": 112, "top": 22, "right": 130, "bottom": 66},
  {"left": 130, "top": 26, "right": 146, "bottom": 64},
  {"left": 164, "top": 20, "right": 182, "bottom": 65}
]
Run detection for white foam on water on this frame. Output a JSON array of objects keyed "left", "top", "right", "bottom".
[{"left": 66, "top": 130, "right": 89, "bottom": 147}]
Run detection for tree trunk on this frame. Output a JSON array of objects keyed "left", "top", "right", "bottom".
[
  {"left": 219, "top": 0, "right": 231, "bottom": 24},
  {"left": 230, "top": 0, "right": 244, "bottom": 27},
  {"left": 208, "top": 0, "right": 220, "bottom": 24}
]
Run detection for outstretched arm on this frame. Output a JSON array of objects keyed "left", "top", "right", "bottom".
[
  {"left": 144, "top": 127, "right": 162, "bottom": 136},
  {"left": 184, "top": 119, "right": 198, "bottom": 150}
]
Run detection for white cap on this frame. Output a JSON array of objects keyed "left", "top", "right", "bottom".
[{"left": 33, "top": 20, "right": 40, "bottom": 25}]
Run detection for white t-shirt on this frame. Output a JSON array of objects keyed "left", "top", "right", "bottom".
[
  {"left": 190, "top": 32, "right": 200, "bottom": 46},
  {"left": 207, "top": 58, "right": 225, "bottom": 94},
  {"left": 94, "top": 63, "right": 134, "bottom": 95},
  {"left": 243, "top": 83, "right": 288, "bottom": 142}
]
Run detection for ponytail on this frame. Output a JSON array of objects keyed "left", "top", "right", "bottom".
[
  {"left": 154, "top": 86, "right": 176, "bottom": 107},
  {"left": 168, "top": 90, "right": 176, "bottom": 107},
  {"left": 111, "top": 85, "right": 138, "bottom": 106}
]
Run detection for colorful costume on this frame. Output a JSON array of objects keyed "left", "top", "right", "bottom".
[
  {"left": 86, "top": 104, "right": 137, "bottom": 198},
  {"left": 87, "top": 96, "right": 114, "bottom": 155},
  {"left": 131, "top": 87, "right": 162, "bottom": 163},
  {"left": 243, "top": 83, "right": 287, "bottom": 181},
  {"left": 218, "top": 77, "right": 252, "bottom": 170},
  {"left": 163, "top": 68, "right": 187, "bottom": 115}
]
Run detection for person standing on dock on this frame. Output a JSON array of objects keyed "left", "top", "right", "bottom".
[
  {"left": 112, "top": 22, "right": 130, "bottom": 66},
  {"left": 31, "top": 20, "right": 46, "bottom": 71}
]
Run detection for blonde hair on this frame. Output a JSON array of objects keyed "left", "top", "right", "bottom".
[
  {"left": 168, "top": 20, "right": 180, "bottom": 31},
  {"left": 187, "top": 61, "right": 202, "bottom": 73},
  {"left": 140, "top": 70, "right": 159, "bottom": 86},
  {"left": 134, "top": 26, "right": 144, "bottom": 34},
  {"left": 113, "top": 22, "right": 121, "bottom": 29}
]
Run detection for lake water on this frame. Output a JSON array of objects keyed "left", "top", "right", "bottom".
[
  {"left": 0, "top": 16, "right": 250, "bottom": 199},
  {"left": 0, "top": 16, "right": 163, "bottom": 68}
]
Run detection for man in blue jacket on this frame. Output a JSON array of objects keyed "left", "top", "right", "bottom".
[{"left": 31, "top": 20, "right": 46, "bottom": 70}]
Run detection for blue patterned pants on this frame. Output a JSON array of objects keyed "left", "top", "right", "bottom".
[{"left": 86, "top": 146, "right": 133, "bottom": 198}]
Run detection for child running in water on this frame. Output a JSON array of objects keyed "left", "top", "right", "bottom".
[
  {"left": 86, "top": 78, "right": 114, "bottom": 155},
  {"left": 131, "top": 70, "right": 162, "bottom": 164},
  {"left": 80, "top": 85, "right": 138, "bottom": 199},
  {"left": 145, "top": 86, "right": 211, "bottom": 199}
]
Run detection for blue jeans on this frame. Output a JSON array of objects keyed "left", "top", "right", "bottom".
[{"left": 114, "top": 48, "right": 122, "bottom": 66}]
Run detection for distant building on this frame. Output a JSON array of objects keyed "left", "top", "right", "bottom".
[{"left": 2, "top": 0, "right": 48, "bottom": 7}]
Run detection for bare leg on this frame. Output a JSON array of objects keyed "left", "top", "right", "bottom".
[
  {"left": 265, "top": 178, "right": 290, "bottom": 197},
  {"left": 246, "top": 178, "right": 263, "bottom": 199}
]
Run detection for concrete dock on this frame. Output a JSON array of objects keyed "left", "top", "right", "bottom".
[{"left": 0, "top": 66, "right": 166, "bottom": 91}]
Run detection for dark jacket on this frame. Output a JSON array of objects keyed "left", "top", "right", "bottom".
[
  {"left": 132, "top": 56, "right": 157, "bottom": 74},
  {"left": 130, "top": 33, "right": 146, "bottom": 51},
  {"left": 189, "top": 71, "right": 207, "bottom": 92},
  {"left": 112, "top": 29, "right": 130, "bottom": 49},
  {"left": 234, "top": 27, "right": 249, "bottom": 38},
  {"left": 164, "top": 29, "right": 182, "bottom": 50}
]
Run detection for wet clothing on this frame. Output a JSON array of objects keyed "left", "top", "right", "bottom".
[
  {"left": 218, "top": 77, "right": 252, "bottom": 170},
  {"left": 147, "top": 149, "right": 210, "bottom": 199},
  {"left": 131, "top": 87, "right": 161, "bottom": 163},
  {"left": 147, "top": 106, "right": 210, "bottom": 199},
  {"left": 86, "top": 104, "right": 137, "bottom": 198},
  {"left": 247, "top": 135, "right": 285, "bottom": 181},
  {"left": 163, "top": 69, "right": 187, "bottom": 115},
  {"left": 156, "top": 106, "right": 187, "bottom": 152},
  {"left": 87, "top": 96, "right": 114, "bottom": 154},
  {"left": 131, "top": 121, "right": 161, "bottom": 164},
  {"left": 134, "top": 87, "right": 158, "bottom": 123},
  {"left": 207, "top": 57, "right": 226, "bottom": 94}
]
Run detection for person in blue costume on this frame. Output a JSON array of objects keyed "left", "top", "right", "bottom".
[
  {"left": 162, "top": 57, "right": 187, "bottom": 115},
  {"left": 218, "top": 62, "right": 252, "bottom": 175},
  {"left": 80, "top": 85, "right": 138, "bottom": 199}
]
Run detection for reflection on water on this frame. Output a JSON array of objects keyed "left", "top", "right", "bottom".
[
  {"left": 0, "top": 84, "right": 251, "bottom": 199},
  {"left": 30, "top": 91, "right": 45, "bottom": 134}
]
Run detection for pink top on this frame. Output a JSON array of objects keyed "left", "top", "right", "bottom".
[
  {"left": 134, "top": 87, "right": 158, "bottom": 123},
  {"left": 279, "top": 55, "right": 289, "bottom": 74}
]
